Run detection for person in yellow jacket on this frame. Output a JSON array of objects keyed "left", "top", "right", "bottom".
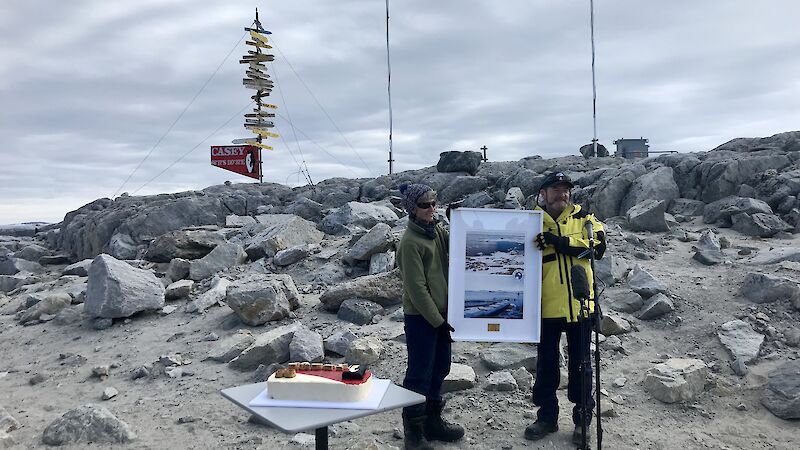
[{"left": 524, "top": 171, "right": 606, "bottom": 444}]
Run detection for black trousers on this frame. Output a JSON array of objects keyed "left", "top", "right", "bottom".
[
  {"left": 532, "top": 317, "right": 595, "bottom": 426},
  {"left": 402, "top": 314, "right": 452, "bottom": 417}
]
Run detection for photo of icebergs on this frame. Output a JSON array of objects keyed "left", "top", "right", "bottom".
[
  {"left": 464, "top": 290, "right": 524, "bottom": 319},
  {"left": 465, "top": 232, "right": 525, "bottom": 276}
]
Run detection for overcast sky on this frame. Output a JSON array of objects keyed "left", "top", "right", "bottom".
[{"left": 2, "top": 0, "right": 799, "bottom": 224}]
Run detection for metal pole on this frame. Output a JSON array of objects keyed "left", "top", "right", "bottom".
[
  {"left": 590, "top": 0, "right": 598, "bottom": 158},
  {"left": 481, "top": 145, "right": 488, "bottom": 162},
  {"left": 385, "top": 0, "right": 394, "bottom": 174}
]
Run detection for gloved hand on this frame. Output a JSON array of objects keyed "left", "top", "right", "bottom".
[
  {"left": 439, "top": 321, "right": 455, "bottom": 343},
  {"left": 534, "top": 232, "right": 566, "bottom": 252},
  {"left": 445, "top": 200, "right": 464, "bottom": 220}
]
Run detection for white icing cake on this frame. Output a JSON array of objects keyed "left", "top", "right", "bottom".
[{"left": 267, "top": 369, "right": 373, "bottom": 402}]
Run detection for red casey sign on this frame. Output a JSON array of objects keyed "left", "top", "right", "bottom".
[{"left": 210, "top": 145, "right": 261, "bottom": 180}]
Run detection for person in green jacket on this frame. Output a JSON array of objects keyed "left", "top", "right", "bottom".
[
  {"left": 524, "top": 171, "right": 606, "bottom": 445},
  {"left": 396, "top": 183, "right": 464, "bottom": 450}
]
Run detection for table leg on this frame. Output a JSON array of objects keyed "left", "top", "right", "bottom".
[{"left": 315, "top": 426, "right": 328, "bottom": 450}]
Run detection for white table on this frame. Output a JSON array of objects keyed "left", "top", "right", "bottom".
[{"left": 221, "top": 381, "right": 425, "bottom": 450}]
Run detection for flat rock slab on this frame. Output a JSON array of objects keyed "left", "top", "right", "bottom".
[
  {"left": 761, "top": 360, "right": 800, "bottom": 419},
  {"left": 41, "top": 404, "right": 136, "bottom": 445},
  {"left": 644, "top": 358, "right": 708, "bottom": 403},
  {"left": 740, "top": 272, "right": 800, "bottom": 304},
  {"left": 480, "top": 343, "right": 536, "bottom": 371},
  {"left": 442, "top": 363, "right": 477, "bottom": 393},
  {"left": 717, "top": 319, "right": 764, "bottom": 363}
]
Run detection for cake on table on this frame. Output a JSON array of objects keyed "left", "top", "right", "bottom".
[{"left": 266, "top": 362, "right": 373, "bottom": 402}]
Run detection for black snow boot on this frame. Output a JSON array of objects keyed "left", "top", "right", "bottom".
[
  {"left": 424, "top": 398, "right": 465, "bottom": 442},
  {"left": 402, "top": 410, "right": 433, "bottom": 450}
]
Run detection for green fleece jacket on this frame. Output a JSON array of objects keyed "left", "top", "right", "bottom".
[{"left": 396, "top": 219, "right": 449, "bottom": 327}]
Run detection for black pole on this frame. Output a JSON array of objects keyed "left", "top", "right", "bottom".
[
  {"left": 315, "top": 426, "right": 328, "bottom": 450},
  {"left": 577, "top": 297, "right": 590, "bottom": 450},
  {"left": 481, "top": 145, "right": 488, "bottom": 162},
  {"left": 588, "top": 225, "right": 603, "bottom": 449}
]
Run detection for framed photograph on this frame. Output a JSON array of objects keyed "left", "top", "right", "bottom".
[{"left": 447, "top": 208, "right": 543, "bottom": 343}]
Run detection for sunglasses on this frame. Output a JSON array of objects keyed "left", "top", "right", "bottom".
[{"left": 416, "top": 201, "right": 436, "bottom": 209}]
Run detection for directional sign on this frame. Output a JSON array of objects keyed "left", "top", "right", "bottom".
[
  {"left": 243, "top": 84, "right": 272, "bottom": 92},
  {"left": 251, "top": 128, "right": 280, "bottom": 138},
  {"left": 231, "top": 137, "right": 254, "bottom": 144},
  {"left": 246, "top": 140, "right": 274, "bottom": 151},
  {"left": 246, "top": 70, "right": 270, "bottom": 79},
  {"left": 245, "top": 118, "right": 274, "bottom": 125},
  {"left": 246, "top": 40, "right": 272, "bottom": 49},
  {"left": 240, "top": 53, "right": 274, "bottom": 63},
  {"left": 210, "top": 145, "right": 260, "bottom": 180},
  {"left": 246, "top": 62, "right": 268, "bottom": 72},
  {"left": 249, "top": 30, "right": 271, "bottom": 44},
  {"left": 243, "top": 78, "right": 273, "bottom": 86},
  {"left": 244, "top": 122, "right": 275, "bottom": 129},
  {"left": 245, "top": 112, "right": 275, "bottom": 118}
]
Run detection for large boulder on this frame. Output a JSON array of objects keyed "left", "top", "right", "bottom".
[
  {"left": 638, "top": 293, "right": 674, "bottom": 320},
  {"left": 289, "top": 326, "right": 324, "bottom": 362},
  {"left": 283, "top": 197, "right": 325, "bottom": 222},
  {"left": 320, "top": 202, "right": 398, "bottom": 235},
  {"left": 344, "top": 223, "right": 393, "bottom": 263},
  {"left": 84, "top": 254, "right": 165, "bottom": 318},
  {"left": 761, "top": 360, "right": 800, "bottom": 420},
  {"left": 594, "top": 254, "right": 629, "bottom": 286},
  {"left": 0, "top": 255, "right": 43, "bottom": 275},
  {"left": 225, "top": 274, "right": 300, "bottom": 326},
  {"left": 188, "top": 243, "right": 247, "bottom": 281},
  {"left": 337, "top": 299, "right": 385, "bottom": 325},
  {"left": 15, "top": 244, "right": 48, "bottom": 262},
  {"left": 740, "top": 272, "right": 800, "bottom": 304},
  {"left": 438, "top": 176, "right": 489, "bottom": 204},
  {"left": 668, "top": 198, "right": 706, "bottom": 217},
  {"left": 627, "top": 266, "right": 668, "bottom": 298},
  {"left": 589, "top": 170, "right": 638, "bottom": 219},
  {"left": 436, "top": 151, "right": 482, "bottom": 175},
  {"left": 228, "top": 322, "right": 301, "bottom": 371},
  {"left": 143, "top": 229, "right": 226, "bottom": 262},
  {"left": 731, "top": 213, "right": 792, "bottom": 238},
  {"left": 696, "top": 154, "right": 791, "bottom": 203},
  {"left": 319, "top": 269, "right": 403, "bottom": 312},
  {"left": 644, "top": 358, "right": 708, "bottom": 403},
  {"left": 703, "top": 196, "right": 772, "bottom": 226},
  {"left": 717, "top": 320, "right": 764, "bottom": 363},
  {"left": 345, "top": 336, "right": 384, "bottom": 365},
  {"left": 620, "top": 167, "right": 680, "bottom": 215},
  {"left": 245, "top": 215, "right": 323, "bottom": 260},
  {"left": 692, "top": 230, "right": 724, "bottom": 265},
  {"left": 626, "top": 200, "right": 669, "bottom": 232},
  {"left": 41, "top": 404, "right": 136, "bottom": 445}
]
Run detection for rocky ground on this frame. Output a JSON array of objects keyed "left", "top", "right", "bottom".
[{"left": 2, "top": 133, "right": 800, "bottom": 449}]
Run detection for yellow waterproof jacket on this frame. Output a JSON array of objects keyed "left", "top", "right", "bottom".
[{"left": 535, "top": 204, "right": 606, "bottom": 323}]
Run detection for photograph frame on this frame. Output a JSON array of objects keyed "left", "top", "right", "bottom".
[{"left": 447, "top": 208, "right": 543, "bottom": 343}]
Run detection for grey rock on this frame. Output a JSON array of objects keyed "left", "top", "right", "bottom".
[
  {"left": 63, "top": 259, "right": 93, "bottom": 277},
  {"left": 0, "top": 406, "right": 20, "bottom": 433},
  {"left": 749, "top": 247, "right": 800, "bottom": 265},
  {"left": 462, "top": 191, "right": 494, "bottom": 208},
  {"left": 320, "top": 202, "right": 399, "bottom": 235},
  {"left": 273, "top": 245, "right": 312, "bottom": 266},
  {"left": 620, "top": 167, "right": 680, "bottom": 215},
  {"left": 369, "top": 251, "right": 395, "bottom": 275},
  {"left": 29, "top": 373, "right": 47, "bottom": 385},
  {"left": 504, "top": 187, "right": 525, "bottom": 209},
  {"left": 188, "top": 242, "right": 247, "bottom": 281},
  {"left": 638, "top": 293, "right": 674, "bottom": 320},
  {"left": 511, "top": 367, "right": 533, "bottom": 391},
  {"left": 344, "top": 223, "right": 393, "bottom": 263},
  {"left": 166, "top": 258, "right": 190, "bottom": 281},
  {"left": 627, "top": 199, "right": 669, "bottom": 232},
  {"left": 92, "top": 318, "right": 114, "bottom": 330},
  {"left": 439, "top": 176, "right": 489, "bottom": 204},
  {"left": 165, "top": 279, "right": 194, "bottom": 300},
  {"left": 324, "top": 330, "right": 359, "bottom": 356},
  {"left": 740, "top": 272, "right": 800, "bottom": 304},
  {"left": 52, "top": 306, "right": 84, "bottom": 326},
  {"left": 14, "top": 244, "right": 49, "bottom": 262},
  {"left": 345, "top": 336, "right": 383, "bottom": 365},
  {"left": 225, "top": 273, "right": 300, "bottom": 325},
  {"left": 697, "top": 155, "right": 791, "bottom": 203},
  {"left": 41, "top": 404, "right": 136, "bottom": 445},
  {"left": 731, "top": 213, "right": 793, "bottom": 238},
  {"left": 289, "top": 326, "right": 324, "bottom": 362},
  {"left": 245, "top": 215, "right": 323, "bottom": 259},
  {"left": 0, "top": 274, "right": 27, "bottom": 293},
  {"left": 225, "top": 215, "right": 256, "bottom": 227},
  {"left": 206, "top": 330, "right": 255, "bottom": 363},
  {"left": 608, "top": 290, "right": 644, "bottom": 313},
  {"left": 692, "top": 230, "right": 724, "bottom": 265},
  {"left": 85, "top": 254, "right": 165, "bottom": 319},
  {"left": 718, "top": 320, "right": 764, "bottom": 363},
  {"left": 442, "top": 363, "right": 476, "bottom": 393},
  {"left": 760, "top": 360, "right": 800, "bottom": 419},
  {"left": 480, "top": 343, "right": 537, "bottom": 371},
  {"left": 703, "top": 196, "right": 773, "bottom": 226},
  {"left": 595, "top": 254, "right": 629, "bottom": 286},
  {"left": 144, "top": 229, "right": 226, "bottom": 263},
  {"left": 320, "top": 269, "right": 402, "bottom": 312},
  {"left": 228, "top": 322, "right": 301, "bottom": 371},
  {"left": 283, "top": 197, "right": 325, "bottom": 222},
  {"left": 185, "top": 277, "right": 231, "bottom": 313},
  {"left": 485, "top": 371, "right": 518, "bottom": 391},
  {"left": 731, "top": 359, "right": 749, "bottom": 377},
  {"left": 644, "top": 358, "right": 708, "bottom": 403},
  {"left": 18, "top": 293, "right": 71, "bottom": 324},
  {"left": 130, "top": 366, "right": 150, "bottom": 379},
  {"left": 600, "top": 314, "right": 632, "bottom": 335},
  {"left": 102, "top": 387, "right": 119, "bottom": 400},
  {"left": 627, "top": 266, "right": 668, "bottom": 298},
  {"left": 668, "top": 198, "right": 706, "bottom": 217},
  {"left": 0, "top": 255, "right": 43, "bottom": 275},
  {"left": 436, "top": 151, "right": 482, "bottom": 175},
  {"left": 338, "top": 299, "right": 385, "bottom": 326},
  {"left": 253, "top": 363, "right": 282, "bottom": 382},
  {"left": 39, "top": 254, "right": 71, "bottom": 265}
]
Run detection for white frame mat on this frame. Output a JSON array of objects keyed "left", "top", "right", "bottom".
[{"left": 447, "top": 208, "right": 543, "bottom": 343}]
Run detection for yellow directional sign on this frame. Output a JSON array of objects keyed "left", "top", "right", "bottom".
[
  {"left": 251, "top": 128, "right": 280, "bottom": 138},
  {"left": 249, "top": 30, "right": 270, "bottom": 44},
  {"left": 246, "top": 40, "right": 272, "bottom": 49},
  {"left": 246, "top": 140, "right": 274, "bottom": 151}
]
